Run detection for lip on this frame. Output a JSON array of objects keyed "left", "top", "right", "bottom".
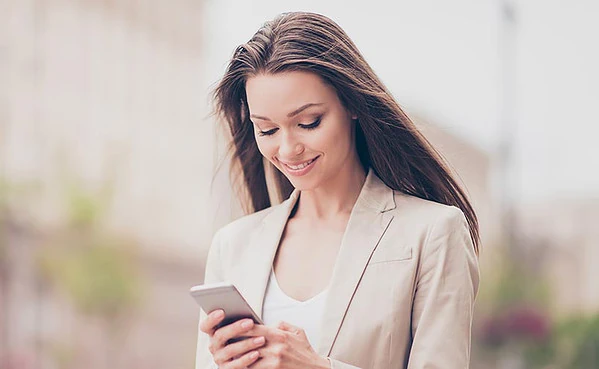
[{"left": 279, "top": 156, "right": 320, "bottom": 177}]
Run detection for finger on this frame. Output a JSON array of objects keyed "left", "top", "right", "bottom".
[
  {"left": 214, "top": 335, "right": 265, "bottom": 364},
  {"left": 244, "top": 324, "right": 281, "bottom": 340},
  {"left": 277, "top": 321, "right": 294, "bottom": 331},
  {"left": 245, "top": 324, "right": 289, "bottom": 345},
  {"left": 277, "top": 321, "right": 309, "bottom": 341},
  {"left": 213, "top": 318, "right": 256, "bottom": 347},
  {"left": 277, "top": 321, "right": 301, "bottom": 335},
  {"left": 246, "top": 353, "right": 271, "bottom": 369},
  {"left": 228, "top": 349, "right": 261, "bottom": 369},
  {"left": 199, "top": 309, "right": 225, "bottom": 334}
]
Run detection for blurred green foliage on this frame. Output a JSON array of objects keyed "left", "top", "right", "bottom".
[
  {"left": 0, "top": 177, "right": 6, "bottom": 264},
  {"left": 38, "top": 236, "right": 142, "bottom": 319},
  {"left": 64, "top": 180, "right": 113, "bottom": 229},
  {"left": 475, "top": 246, "right": 599, "bottom": 368},
  {"left": 0, "top": 177, "right": 7, "bottom": 207},
  {"left": 36, "top": 181, "right": 143, "bottom": 326},
  {"left": 477, "top": 248, "right": 552, "bottom": 313},
  {"left": 0, "top": 177, "right": 40, "bottom": 265},
  {"left": 1, "top": 165, "right": 144, "bottom": 367},
  {"left": 553, "top": 314, "right": 599, "bottom": 369}
]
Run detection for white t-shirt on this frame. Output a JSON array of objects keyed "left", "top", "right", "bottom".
[{"left": 261, "top": 268, "right": 328, "bottom": 349}]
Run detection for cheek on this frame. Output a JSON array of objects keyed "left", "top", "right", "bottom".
[
  {"left": 317, "top": 120, "right": 353, "bottom": 153},
  {"left": 255, "top": 137, "right": 276, "bottom": 160},
  {"left": 310, "top": 133, "right": 332, "bottom": 152}
]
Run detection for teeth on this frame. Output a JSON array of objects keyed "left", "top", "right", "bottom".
[{"left": 286, "top": 158, "right": 315, "bottom": 170}]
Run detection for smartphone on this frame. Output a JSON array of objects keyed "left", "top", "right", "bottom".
[{"left": 190, "top": 282, "right": 263, "bottom": 343}]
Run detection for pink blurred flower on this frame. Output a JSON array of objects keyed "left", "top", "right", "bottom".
[{"left": 480, "top": 305, "right": 551, "bottom": 346}]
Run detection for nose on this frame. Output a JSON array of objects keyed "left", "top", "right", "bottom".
[{"left": 278, "top": 131, "right": 304, "bottom": 159}]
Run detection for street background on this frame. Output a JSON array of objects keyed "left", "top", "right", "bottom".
[{"left": 1, "top": 1, "right": 598, "bottom": 368}]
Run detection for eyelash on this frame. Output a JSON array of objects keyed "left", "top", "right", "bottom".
[
  {"left": 258, "top": 118, "right": 322, "bottom": 136},
  {"left": 300, "top": 118, "right": 321, "bottom": 130}
]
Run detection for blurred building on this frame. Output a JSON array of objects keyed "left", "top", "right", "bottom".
[
  {"left": 1, "top": 1, "right": 207, "bottom": 368},
  {"left": 518, "top": 198, "right": 599, "bottom": 315},
  {"left": 415, "top": 115, "right": 499, "bottom": 250},
  {"left": 0, "top": 2, "right": 500, "bottom": 369}
]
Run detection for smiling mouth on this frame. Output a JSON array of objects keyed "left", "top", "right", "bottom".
[{"left": 281, "top": 156, "right": 319, "bottom": 171}]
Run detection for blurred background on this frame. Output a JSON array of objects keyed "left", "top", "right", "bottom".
[{"left": 1, "top": 0, "right": 597, "bottom": 368}]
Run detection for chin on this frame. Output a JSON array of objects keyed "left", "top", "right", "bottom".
[
  {"left": 272, "top": 156, "right": 325, "bottom": 190},
  {"left": 283, "top": 175, "right": 321, "bottom": 192}
]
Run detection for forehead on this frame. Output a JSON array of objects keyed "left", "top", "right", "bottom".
[{"left": 245, "top": 71, "right": 337, "bottom": 115}]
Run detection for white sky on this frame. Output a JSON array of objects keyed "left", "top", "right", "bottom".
[{"left": 202, "top": 0, "right": 599, "bottom": 204}]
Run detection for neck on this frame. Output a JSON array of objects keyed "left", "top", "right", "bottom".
[{"left": 293, "top": 161, "right": 367, "bottom": 221}]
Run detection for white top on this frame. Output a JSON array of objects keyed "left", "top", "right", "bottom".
[{"left": 262, "top": 268, "right": 328, "bottom": 349}]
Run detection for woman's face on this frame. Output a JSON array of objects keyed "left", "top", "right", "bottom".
[{"left": 245, "top": 71, "right": 358, "bottom": 191}]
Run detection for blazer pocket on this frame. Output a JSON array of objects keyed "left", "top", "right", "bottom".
[{"left": 368, "top": 246, "right": 412, "bottom": 265}]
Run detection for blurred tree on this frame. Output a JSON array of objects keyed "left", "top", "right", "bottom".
[
  {"left": 0, "top": 176, "right": 40, "bottom": 365},
  {"left": 478, "top": 244, "right": 553, "bottom": 312},
  {"left": 0, "top": 176, "right": 45, "bottom": 367},
  {"left": 0, "top": 176, "right": 7, "bottom": 265},
  {"left": 475, "top": 245, "right": 555, "bottom": 368},
  {"left": 476, "top": 240, "right": 599, "bottom": 369},
  {"left": 552, "top": 314, "right": 599, "bottom": 369},
  {"left": 37, "top": 181, "right": 144, "bottom": 368},
  {"left": 0, "top": 176, "right": 7, "bottom": 365}
]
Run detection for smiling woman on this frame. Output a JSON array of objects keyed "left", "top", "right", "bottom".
[
  {"left": 196, "top": 11, "right": 480, "bottom": 369},
  {"left": 246, "top": 71, "right": 361, "bottom": 191}
]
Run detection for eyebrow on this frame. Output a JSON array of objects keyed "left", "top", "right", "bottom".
[{"left": 250, "top": 103, "right": 323, "bottom": 121}]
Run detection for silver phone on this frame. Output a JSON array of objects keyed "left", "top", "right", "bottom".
[{"left": 190, "top": 282, "right": 263, "bottom": 336}]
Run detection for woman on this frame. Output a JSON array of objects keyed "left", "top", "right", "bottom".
[{"left": 196, "top": 11, "right": 480, "bottom": 369}]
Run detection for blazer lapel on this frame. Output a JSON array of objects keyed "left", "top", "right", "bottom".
[
  {"left": 316, "top": 171, "right": 396, "bottom": 356},
  {"left": 232, "top": 190, "right": 300, "bottom": 320},
  {"left": 230, "top": 170, "right": 396, "bottom": 358}
]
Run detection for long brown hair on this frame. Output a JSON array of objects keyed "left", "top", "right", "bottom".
[{"left": 213, "top": 12, "right": 480, "bottom": 254}]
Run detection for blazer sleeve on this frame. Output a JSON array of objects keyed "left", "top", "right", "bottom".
[
  {"left": 407, "top": 208, "right": 480, "bottom": 369},
  {"left": 195, "top": 229, "right": 225, "bottom": 369},
  {"left": 328, "top": 358, "right": 363, "bottom": 369}
]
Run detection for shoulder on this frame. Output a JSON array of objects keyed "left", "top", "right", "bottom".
[
  {"left": 367, "top": 170, "right": 467, "bottom": 234},
  {"left": 212, "top": 204, "right": 278, "bottom": 246},
  {"left": 389, "top": 192, "right": 479, "bottom": 292},
  {"left": 211, "top": 202, "right": 285, "bottom": 249},
  {"left": 391, "top": 191, "right": 467, "bottom": 230},
  {"left": 381, "top": 191, "right": 472, "bottom": 258},
  {"left": 205, "top": 204, "right": 280, "bottom": 275}
]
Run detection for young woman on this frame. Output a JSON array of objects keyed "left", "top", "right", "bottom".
[{"left": 196, "top": 12, "right": 480, "bottom": 369}]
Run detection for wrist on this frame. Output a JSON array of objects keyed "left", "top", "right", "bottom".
[{"left": 315, "top": 355, "right": 332, "bottom": 369}]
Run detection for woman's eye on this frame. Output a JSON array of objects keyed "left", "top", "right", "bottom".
[
  {"left": 299, "top": 118, "right": 321, "bottom": 130},
  {"left": 258, "top": 128, "right": 278, "bottom": 136}
]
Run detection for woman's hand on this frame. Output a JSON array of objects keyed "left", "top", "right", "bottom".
[
  {"left": 247, "top": 321, "right": 330, "bottom": 369},
  {"left": 199, "top": 309, "right": 267, "bottom": 369}
]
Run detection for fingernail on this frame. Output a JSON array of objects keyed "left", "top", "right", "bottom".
[
  {"left": 241, "top": 319, "right": 253, "bottom": 329},
  {"left": 253, "top": 336, "right": 265, "bottom": 344},
  {"left": 214, "top": 310, "right": 224, "bottom": 319},
  {"left": 250, "top": 351, "right": 259, "bottom": 359}
]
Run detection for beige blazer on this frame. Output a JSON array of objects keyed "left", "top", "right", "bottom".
[{"left": 195, "top": 170, "right": 480, "bottom": 369}]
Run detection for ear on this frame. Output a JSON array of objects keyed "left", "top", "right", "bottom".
[{"left": 346, "top": 107, "right": 357, "bottom": 121}]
